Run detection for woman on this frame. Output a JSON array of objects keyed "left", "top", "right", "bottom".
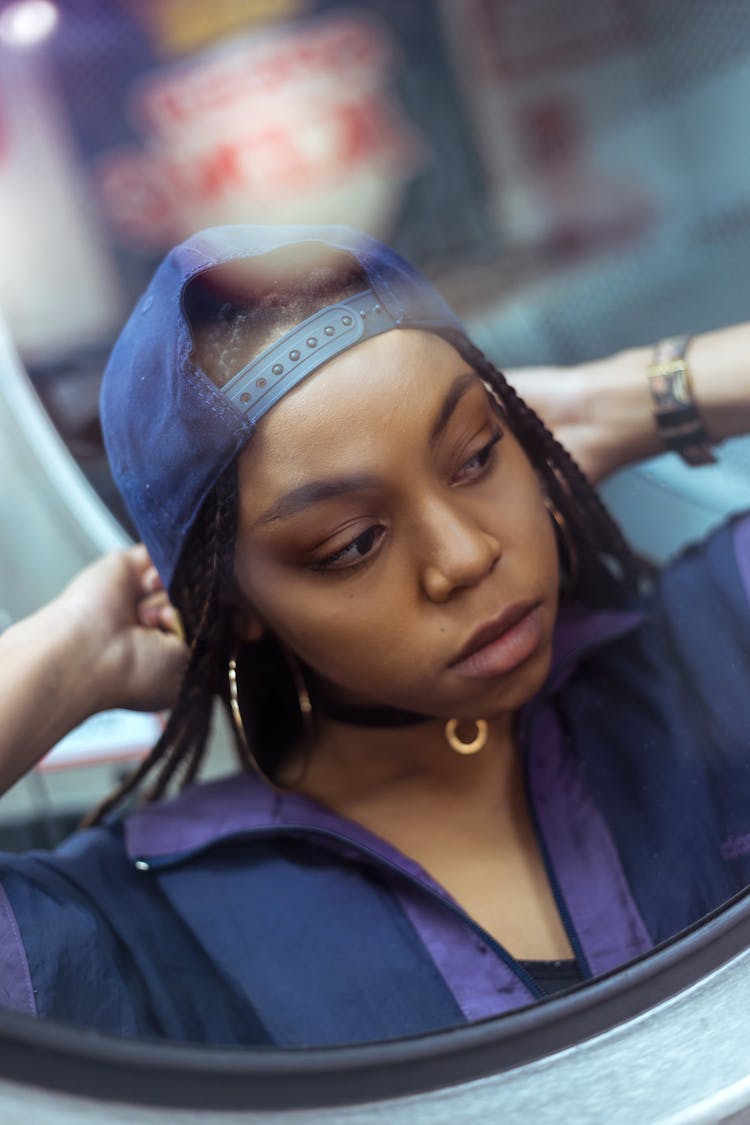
[{"left": 0, "top": 224, "right": 748, "bottom": 1046}]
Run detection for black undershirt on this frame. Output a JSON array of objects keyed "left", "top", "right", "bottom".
[{"left": 519, "top": 959, "right": 584, "bottom": 996}]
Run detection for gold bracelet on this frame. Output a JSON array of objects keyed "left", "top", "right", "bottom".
[{"left": 646, "top": 335, "right": 716, "bottom": 466}]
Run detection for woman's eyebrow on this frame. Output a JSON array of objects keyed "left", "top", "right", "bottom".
[
  {"left": 252, "top": 473, "right": 380, "bottom": 527},
  {"left": 429, "top": 371, "right": 479, "bottom": 448}
]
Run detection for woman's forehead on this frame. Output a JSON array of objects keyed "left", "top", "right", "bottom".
[
  {"left": 236, "top": 329, "right": 483, "bottom": 508},
  {"left": 248, "top": 329, "right": 475, "bottom": 451}
]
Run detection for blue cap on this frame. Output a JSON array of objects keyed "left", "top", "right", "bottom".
[{"left": 100, "top": 224, "right": 466, "bottom": 589}]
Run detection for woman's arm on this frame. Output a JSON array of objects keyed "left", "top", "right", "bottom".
[
  {"left": 509, "top": 321, "right": 750, "bottom": 483},
  {"left": 0, "top": 545, "right": 188, "bottom": 795}
]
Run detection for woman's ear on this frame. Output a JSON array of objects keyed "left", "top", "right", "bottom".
[{"left": 232, "top": 606, "right": 266, "bottom": 643}]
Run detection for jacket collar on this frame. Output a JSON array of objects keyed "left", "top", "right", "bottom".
[
  {"left": 125, "top": 601, "right": 645, "bottom": 865},
  {"left": 548, "top": 601, "right": 645, "bottom": 690}
]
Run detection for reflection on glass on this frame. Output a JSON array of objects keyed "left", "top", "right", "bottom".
[{"left": 0, "top": 1, "right": 749, "bottom": 1051}]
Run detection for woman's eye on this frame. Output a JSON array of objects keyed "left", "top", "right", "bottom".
[
  {"left": 453, "top": 429, "right": 503, "bottom": 484},
  {"left": 310, "top": 524, "right": 386, "bottom": 573}
]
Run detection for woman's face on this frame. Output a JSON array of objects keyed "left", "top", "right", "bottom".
[{"left": 233, "top": 329, "right": 560, "bottom": 721}]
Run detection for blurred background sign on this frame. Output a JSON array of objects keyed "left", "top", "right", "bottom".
[{"left": 95, "top": 13, "right": 426, "bottom": 247}]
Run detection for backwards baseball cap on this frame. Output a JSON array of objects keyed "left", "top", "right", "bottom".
[{"left": 100, "top": 224, "right": 466, "bottom": 589}]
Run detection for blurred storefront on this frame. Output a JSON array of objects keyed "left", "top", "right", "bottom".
[{"left": 3, "top": 0, "right": 750, "bottom": 365}]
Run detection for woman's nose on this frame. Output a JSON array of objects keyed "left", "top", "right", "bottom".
[{"left": 419, "top": 503, "right": 501, "bottom": 604}]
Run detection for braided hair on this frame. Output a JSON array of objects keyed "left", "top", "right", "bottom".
[
  {"left": 84, "top": 267, "right": 644, "bottom": 826},
  {"left": 453, "top": 334, "right": 642, "bottom": 604}
]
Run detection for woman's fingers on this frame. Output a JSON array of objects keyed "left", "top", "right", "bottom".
[{"left": 136, "top": 589, "right": 185, "bottom": 641}]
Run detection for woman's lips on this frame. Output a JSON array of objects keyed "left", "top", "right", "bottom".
[{"left": 448, "top": 602, "right": 543, "bottom": 678}]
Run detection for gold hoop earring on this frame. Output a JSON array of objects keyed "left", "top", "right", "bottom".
[
  {"left": 544, "top": 496, "right": 579, "bottom": 588},
  {"left": 282, "top": 649, "right": 315, "bottom": 740},
  {"left": 444, "top": 718, "right": 488, "bottom": 755},
  {"left": 228, "top": 654, "right": 256, "bottom": 762},
  {"left": 227, "top": 653, "right": 283, "bottom": 790}
]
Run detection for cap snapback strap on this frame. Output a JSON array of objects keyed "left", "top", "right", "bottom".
[{"left": 222, "top": 289, "right": 398, "bottom": 425}]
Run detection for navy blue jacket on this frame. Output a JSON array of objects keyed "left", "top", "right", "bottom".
[{"left": 1, "top": 515, "right": 749, "bottom": 1047}]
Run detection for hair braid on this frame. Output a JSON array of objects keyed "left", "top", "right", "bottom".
[
  {"left": 82, "top": 465, "right": 242, "bottom": 827},
  {"left": 453, "top": 335, "right": 643, "bottom": 604}
]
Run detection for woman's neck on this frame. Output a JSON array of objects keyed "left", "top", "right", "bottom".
[{"left": 279, "top": 711, "right": 519, "bottom": 815}]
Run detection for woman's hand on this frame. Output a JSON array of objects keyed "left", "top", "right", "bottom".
[
  {"left": 508, "top": 322, "right": 750, "bottom": 483},
  {"left": 0, "top": 546, "right": 188, "bottom": 794},
  {"left": 507, "top": 349, "right": 658, "bottom": 484},
  {"left": 58, "top": 545, "right": 188, "bottom": 715}
]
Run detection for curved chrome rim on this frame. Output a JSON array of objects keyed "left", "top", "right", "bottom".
[{"left": 1, "top": 884, "right": 750, "bottom": 1112}]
